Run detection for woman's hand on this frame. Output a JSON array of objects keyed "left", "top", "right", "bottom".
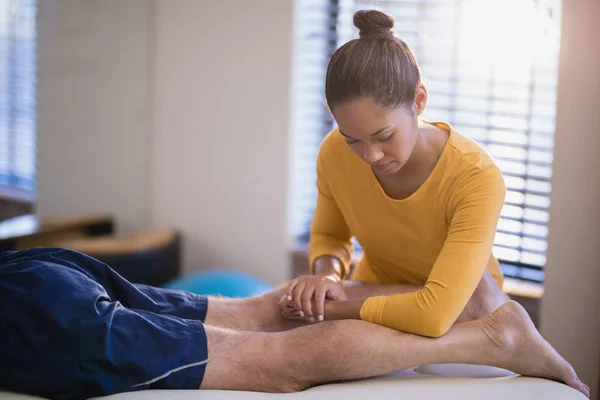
[
  {"left": 285, "top": 274, "right": 347, "bottom": 322},
  {"left": 279, "top": 294, "right": 304, "bottom": 320},
  {"left": 279, "top": 293, "right": 363, "bottom": 324}
]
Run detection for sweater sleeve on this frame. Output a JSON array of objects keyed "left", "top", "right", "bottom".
[
  {"left": 308, "top": 142, "right": 354, "bottom": 278},
  {"left": 359, "top": 166, "right": 506, "bottom": 337}
]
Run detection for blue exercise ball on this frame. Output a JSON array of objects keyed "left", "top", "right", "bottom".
[{"left": 163, "top": 269, "right": 274, "bottom": 298}]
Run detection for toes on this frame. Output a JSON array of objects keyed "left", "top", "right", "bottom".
[
  {"left": 582, "top": 383, "right": 590, "bottom": 398},
  {"left": 571, "top": 379, "right": 589, "bottom": 398}
]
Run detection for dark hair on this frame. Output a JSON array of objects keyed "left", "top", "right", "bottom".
[{"left": 325, "top": 10, "right": 422, "bottom": 112}]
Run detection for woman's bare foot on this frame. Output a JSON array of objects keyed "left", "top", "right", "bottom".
[{"left": 482, "top": 301, "right": 589, "bottom": 398}]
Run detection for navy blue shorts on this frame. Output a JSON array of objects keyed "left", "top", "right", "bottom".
[{"left": 0, "top": 247, "right": 210, "bottom": 400}]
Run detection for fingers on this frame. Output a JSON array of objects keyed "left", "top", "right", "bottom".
[
  {"left": 302, "top": 285, "right": 316, "bottom": 322},
  {"left": 287, "top": 279, "right": 298, "bottom": 302},
  {"left": 280, "top": 301, "right": 301, "bottom": 319},
  {"left": 293, "top": 281, "right": 306, "bottom": 318},
  {"left": 287, "top": 304, "right": 300, "bottom": 315},
  {"left": 287, "top": 276, "right": 342, "bottom": 324},
  {"left": 314, "top": 282, "right": 327, "bottom": 322}
]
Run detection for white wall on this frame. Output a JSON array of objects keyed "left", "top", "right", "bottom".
[
  {"left": 541, "top": 0, "right": 600, "bottom": 397},
  {"left": 151, "top": 0, "right": 293, "bottom": 282},
  {"left": 36, "top": 0, "right": 293, "bottom": 282},
  {"left": 36, "top": 0, "right": 153, "bottom": 234}
]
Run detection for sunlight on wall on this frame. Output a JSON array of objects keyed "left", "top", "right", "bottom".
[{"left": 459, "top": 0, "right": 559, "bottom": 82}]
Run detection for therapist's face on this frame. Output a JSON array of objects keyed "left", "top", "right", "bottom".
[{"left": 331, "top": 90, "right": 426, "bottom": 174}]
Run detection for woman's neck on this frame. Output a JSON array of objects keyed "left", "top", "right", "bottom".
[{"left": 395, "top": 122, "right": 449, "bottom": 181}]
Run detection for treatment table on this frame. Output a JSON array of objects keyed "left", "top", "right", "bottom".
[{"left": 0, "top": 364, "right": 586, "bottom": 399}]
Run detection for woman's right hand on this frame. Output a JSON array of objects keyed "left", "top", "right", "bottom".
[{"left": 286, "top": 274, "right": 347, "bottom": 322}]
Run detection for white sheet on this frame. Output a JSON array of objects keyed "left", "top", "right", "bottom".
[{"left": 0, "top": 365, "right": 586, "bottom": 400}]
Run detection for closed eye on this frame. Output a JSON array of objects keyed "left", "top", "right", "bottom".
[{"left": 379, "top": 133, "right": 394, "bottom": 142}]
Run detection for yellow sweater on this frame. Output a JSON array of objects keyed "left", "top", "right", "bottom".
[{"left": 309, "top": 122, "right": 506, "bottom": 337}]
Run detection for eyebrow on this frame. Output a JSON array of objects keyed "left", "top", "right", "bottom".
[{"left": 339, "top": 126, "right": 392, "bottom": 138}]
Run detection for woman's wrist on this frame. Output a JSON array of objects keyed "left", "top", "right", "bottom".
[
  {"left": 313, "top": 256, "right": 344, "bottom": 281},
  {"left": 324, "top": 300, "right": 364, "bottom": 321}
]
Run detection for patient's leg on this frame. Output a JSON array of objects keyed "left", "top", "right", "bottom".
[
  {"left": 200, "top": 301, "right": 588, "bottom": 397},
  {"left": 203, "top": 293, "right": 306, "bottom": 331}
]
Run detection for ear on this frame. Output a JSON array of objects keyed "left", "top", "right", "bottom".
[{"left": 414, "top": 83, "right": 428, "bottom": 116}]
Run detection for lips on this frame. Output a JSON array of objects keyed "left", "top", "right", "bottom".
[{"left": 373, "top": 161, "right": 393, "bottom": 171}]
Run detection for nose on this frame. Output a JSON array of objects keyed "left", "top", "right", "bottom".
[{"left": 363, "top": 143, "right": 384, "bottom": 164}]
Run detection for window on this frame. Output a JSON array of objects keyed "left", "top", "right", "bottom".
[
  {"left": 0, "top": 0, "right": 37, "bottom": 196},
  {"left": 291, "top": 0, "right": 562, "bottom": 282}
]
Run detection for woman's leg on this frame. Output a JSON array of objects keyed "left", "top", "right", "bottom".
[{"left": 199, "top": 301, "right": 588, "bottom": 397}]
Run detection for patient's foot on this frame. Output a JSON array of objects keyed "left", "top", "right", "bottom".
[{"left": 482, "top": 301, "right": 589, "bottom": 398}]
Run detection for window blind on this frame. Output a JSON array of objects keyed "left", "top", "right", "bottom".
[
  {"left": 291, "top": 0, "right": 562, "bottom": 283},
  {"left": 0, "top": 0, "right": 37, "bottom": 195},
  {"left": 290, "top": 0, "right": 339, "bottom": 241}
]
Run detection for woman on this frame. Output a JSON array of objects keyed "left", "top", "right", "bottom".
[{"left": 285, "top": 9, "right": 510, "bottom": 338}]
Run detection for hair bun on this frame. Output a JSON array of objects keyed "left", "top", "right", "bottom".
[{"left": 353, "top": 10, "right": 395, "bottom": 40}]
